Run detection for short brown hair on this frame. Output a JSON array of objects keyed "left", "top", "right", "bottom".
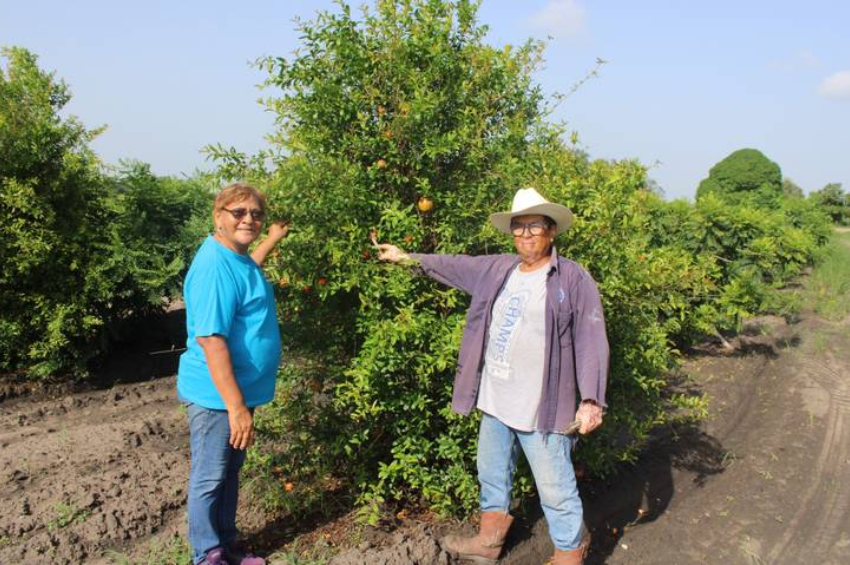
[{"left": 213, "top": 182, "right": 267, "bottom": 219}]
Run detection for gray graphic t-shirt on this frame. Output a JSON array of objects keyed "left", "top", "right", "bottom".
[{"left": 477, "top": 264, "right": 548, "bottom": 431}]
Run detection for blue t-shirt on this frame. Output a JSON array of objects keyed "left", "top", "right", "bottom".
[{"left": 177, "top": 236, "right": 281, "bottom": 409}]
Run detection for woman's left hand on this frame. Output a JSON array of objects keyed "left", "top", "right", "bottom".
[
  {"left": 576, "top": 400, "right": 604, "bottom": 435},
  {"left": 250, "top": 221, "right": 290, "bottom": 266},
  {"left": 268, "top": 221, "right": 290, "bottom": 242}
]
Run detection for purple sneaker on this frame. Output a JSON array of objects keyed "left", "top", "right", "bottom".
[{"left": 200, "top": 547, "right": 230, "bottom": 565}]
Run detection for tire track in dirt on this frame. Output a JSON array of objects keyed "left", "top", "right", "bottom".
[
  {"left": 567, "top": 316, "right": 850, "bottom": 565},
  {"left": 766, "top": 350, "right": 850, "bottom": 564}
]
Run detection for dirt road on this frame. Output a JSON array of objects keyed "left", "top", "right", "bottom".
[
  {"left": 328, "top": 314, "right": 850, "bottom": 565},
  {"left": 498, "top": 314, "right": 850, "bottom": 565},
  {"left": 2, "top": 311, "right": 849, "bottom": 564}
]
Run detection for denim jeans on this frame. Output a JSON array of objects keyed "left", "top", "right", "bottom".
[
  {"left": 187, "top": 404, "right": 247, "bottom": 564},
  {"left": 477, "top": 412, "right": 584, "bottom": 551}
]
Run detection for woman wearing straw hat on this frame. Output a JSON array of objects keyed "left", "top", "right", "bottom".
[{"left": 376, "top": 187, "right": 609, "bottom": 565}]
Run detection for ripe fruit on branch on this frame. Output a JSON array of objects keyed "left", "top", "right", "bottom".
[
  {"left": 417, "top": 196, "right": 434, "bottom": 213},
  {"left": 376, "top": 159, "right": 387, "bottom": 169},
  {"left": 317, "top": 277, "right": 328, "bottom": 286}
]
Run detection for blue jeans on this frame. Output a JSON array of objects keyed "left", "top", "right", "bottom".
[
  {"left": 187, "top": 404, "right": 247, "bottom": 564},
  {"left": 477, "top": 413, "right": 584, "bottom": 551}
]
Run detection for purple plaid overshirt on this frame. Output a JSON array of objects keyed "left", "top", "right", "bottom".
[{"left": 410, "top": 247, "right": 609, "bottom": 432}]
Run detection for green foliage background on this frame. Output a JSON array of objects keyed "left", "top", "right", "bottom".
[
  {"left": 809, "top": 182, "right": 849, "bottom": 226},
  {"left": 0, "top": 47, "right": 211, "bottom": 376},
  {"left": 0, "top": 0, "right": 835, "bottom": 526},
  {"left": 231, "top": 0, "right": 830, "bottom": 522}
]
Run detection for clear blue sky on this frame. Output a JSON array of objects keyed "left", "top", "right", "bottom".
[{"left": 3, "top": 0, "right": 848, "bottom": 200}]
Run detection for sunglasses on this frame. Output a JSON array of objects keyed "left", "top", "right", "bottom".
[
  {"left": 510, "top": 221, "right": 550, "bottom": 237},
  {"left": 222, "top": 207, "right": 266, "bottom": 222}
]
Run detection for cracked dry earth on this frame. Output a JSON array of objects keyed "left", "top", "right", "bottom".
[{"left": 2, "top": 310, "right": 850, "bottom": 564}]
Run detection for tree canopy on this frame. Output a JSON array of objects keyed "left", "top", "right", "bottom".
[
  {"left": 696, "top": 148, "right": 783, "bottom": 207},
  {"left": 809, "top": 182, "right": 848, "bottom": 225}
]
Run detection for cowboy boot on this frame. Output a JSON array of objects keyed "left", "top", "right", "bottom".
[
  {"left": 547, "top": 528, "right": 590, "bottom": 565},
  {"left": 443, "top": 511, "right": 514, "bottom": 564}
]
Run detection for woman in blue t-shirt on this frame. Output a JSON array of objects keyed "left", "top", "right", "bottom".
[{"left": 177, "top": 183, "right": 288, "bottom": 565}]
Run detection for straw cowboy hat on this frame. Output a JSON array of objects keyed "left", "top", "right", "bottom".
[{"left": 489, "top": 187, "right": 574, "bottom": 235}]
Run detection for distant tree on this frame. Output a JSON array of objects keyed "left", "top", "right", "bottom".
[
  {"left": 809, "top": 182, "right": 848, "bottom": 225},
  {"left": 782, "top": 178, "right": 804, "bottom": 199},
  {"left": 695, "top": 148, "right": 782, "bottom": 207}
]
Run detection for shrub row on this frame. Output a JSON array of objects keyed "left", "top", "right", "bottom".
[{"left": 0, "top": 47, "right": 211, "bottom": 377}]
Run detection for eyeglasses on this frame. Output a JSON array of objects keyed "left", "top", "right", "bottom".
[
  {"left": 510, "top": 221, "right": 550, "bottom": 237},
  {"left": 222, "top": 207, "right": 266, "bottom": 222}
]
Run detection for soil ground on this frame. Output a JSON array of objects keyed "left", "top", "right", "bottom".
[{"left": 2, "top": 307, "right": 850, "bottom": 564}]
